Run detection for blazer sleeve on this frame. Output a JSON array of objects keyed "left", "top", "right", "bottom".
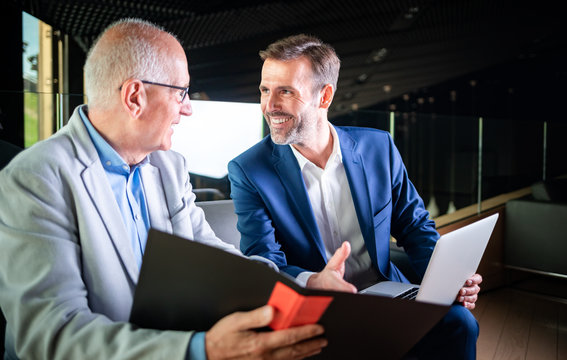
[
  {"left": 0, "top": 157, "right": 192, "bottom": 359},
  {"left": 387, "top": 134, "right": 439, "bottom": 278},
  {"left": 228, "top": 159, "right": 308, "bottom": 277}
]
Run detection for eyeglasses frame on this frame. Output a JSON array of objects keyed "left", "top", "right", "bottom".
[
  {"left": 140, "top": 80, "right": 189, "bottom": 103},
  {"left": 118, "top": 80, "right": 189, "bottom": 103}
]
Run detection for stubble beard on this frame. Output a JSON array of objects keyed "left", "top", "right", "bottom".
[{"left": 267, "top": 104, "right": 318, "bottom": 146}]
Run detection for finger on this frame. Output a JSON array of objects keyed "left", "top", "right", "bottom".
[
  {"left": 270, "top": 337, "right": 328, "bottom": 360},
  {"left": 466, "top": 273, "right": 483, "bottom": 286},
  {"left": 456, "top": 288, "right": 468, "bottom": 302},
  {"left": 334, "top": 278, "right": 357, "bottom": 293},
  {"left": 458, "top": 294, "right": 478, "bottom": 304},
  {"left": 306, "top": 271, "right": 357, "bottom": 293},
  {"left": 257, "top": 324, "right": 325, "bottom": 351},
  {"left": 461, "top": 285, "right": 481, "bottom": 296},
  {"left": 464, "top": 301, "right": 476, "bottom": 310},
  {"left": 326, "top": 242, "right": 351, "bottom": 270},
  {"left": 466, "top": 294, "right": 478, "bottom": 303},
  {"left": 226, "top": 305, "right": 274, "bottom": 331}
]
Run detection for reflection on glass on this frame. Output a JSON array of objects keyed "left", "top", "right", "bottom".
[
  {"left": 393, "top": 111, "right": 480, "bottom": 216},
  {"left": 23, "top": 12, "right": 39, "bottom": 148},
  {"left": 482, "top": 117, "right": 544, "bottom": 201}
]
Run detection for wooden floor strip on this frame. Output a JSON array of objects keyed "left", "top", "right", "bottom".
[
  {"left": 491, "top": 293, "right": 535, "bottom": 359},
  {"left": 558, "top": 304, "right": 567, "bottom": 360},
  {"left": 526, "top": 300, "right": 558, "bottom": 360},
  {"left": 473, "top": 285, "right": 567, "bottom": 360},
  {"left": 475, "top": 290, "right": 511, "bottom": 360}
]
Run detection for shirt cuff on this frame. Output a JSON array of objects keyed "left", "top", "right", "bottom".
[
  {"left": 186, "top": 331, "right": 207, "bottom": 360},
  {"left": 295, "top": 271, "right": 316, "bottom": 287}
]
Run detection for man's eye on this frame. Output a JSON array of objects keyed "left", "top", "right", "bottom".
[
  {"left": 281, "top": 90, "right": 292, "bottom": 95},
  {"left": 260, "top": 88, "right": 269, "bottom": 95}
]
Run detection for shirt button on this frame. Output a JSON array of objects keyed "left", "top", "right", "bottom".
[
  {"left": 134, "top": 214, "right": 139, "bottom": 220},
  {"left": 105, "top": 161, "right": 111, "bottom": 166},
  {"left": 123, "top": 165, "right": 129, "bottom": 171}
]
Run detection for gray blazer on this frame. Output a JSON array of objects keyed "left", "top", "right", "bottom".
[{"left": 0, "top": 106, "right": 239, "bottom": 359}]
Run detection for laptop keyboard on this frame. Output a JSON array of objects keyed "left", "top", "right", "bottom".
[{"left": 395, "top": 287, "right": 419, "bottom": 300}]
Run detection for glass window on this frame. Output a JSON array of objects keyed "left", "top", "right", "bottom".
[{"left": 22, "top": 12, "right": 39, "bottom": 148}]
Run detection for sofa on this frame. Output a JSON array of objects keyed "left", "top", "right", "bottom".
[{"left": 505, "top": 195, "right": 567, "bottom": 277}]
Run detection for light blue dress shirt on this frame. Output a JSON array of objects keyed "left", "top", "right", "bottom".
[
  {"left": 79, "top": 108, "right": 149, "bottom": 268},
  {"left": 79, "top": 108, "right": 206, "bottom": 359}
]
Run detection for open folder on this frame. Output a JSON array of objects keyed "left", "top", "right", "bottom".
[{"left": 130, "top": 229, "right": 449, "bottom": 359}]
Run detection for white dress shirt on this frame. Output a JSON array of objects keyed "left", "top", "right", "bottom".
[{"left": 291, "top": 125, "right": 380, "bottom": 289}]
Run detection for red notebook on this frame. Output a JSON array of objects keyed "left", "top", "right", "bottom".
[{"left": 267, "top": 281, "right": 333, "bottom": 330}]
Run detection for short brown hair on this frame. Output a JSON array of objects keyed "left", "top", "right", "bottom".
[{"left": 259, "top": 34, "right": 340, "bottom": 92}]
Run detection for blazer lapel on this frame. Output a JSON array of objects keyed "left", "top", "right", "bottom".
[
  {"left": 140, "top": 164, "right": 171, "bottom": 234},
  {"left": 68, "top": 107, "right": 140, "bottom": 284},
  {"left": 336, "top": 127, "right": 377, "bottom": 265},
  {"left": 81, "top": 163, "right": 140, "bottom": 283},
  {"left": 272, "top": 145, "right": 327, "bottom": 259}
]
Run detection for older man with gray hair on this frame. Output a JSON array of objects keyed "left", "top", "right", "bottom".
[{"left": 0, "top": 19, "right": 326, "bottom": 360}]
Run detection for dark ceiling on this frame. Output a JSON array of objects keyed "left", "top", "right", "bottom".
[{"left": 9, "top": 0, "right": 565, "bottom": 117}]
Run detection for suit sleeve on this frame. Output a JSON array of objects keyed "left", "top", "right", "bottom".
[
  {"left": 228, "top": 160, "right": 307, "bottom": 277},
  {"left": 0, "top": 161, "right": 192, "bottom": 359},
  {"left": 387, "top": 134, "right": 439, "bottom": 278}
]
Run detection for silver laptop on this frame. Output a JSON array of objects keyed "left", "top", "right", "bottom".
[{"left": 359, "top": 213, "right": 498, "bottom": 305}]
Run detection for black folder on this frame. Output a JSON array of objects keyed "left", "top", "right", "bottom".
[{"left": 130, "top": 229, "right": 449, "bottom": 359}]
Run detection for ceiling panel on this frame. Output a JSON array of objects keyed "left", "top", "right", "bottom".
[{"left": 9, "top": 0, "right": 565, "bottom": 115}]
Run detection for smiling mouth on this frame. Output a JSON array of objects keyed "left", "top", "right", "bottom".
[
  {"left": 271, "top": 117, "right": 292, "bottom": 124},
  {"left": 267, "top": 112, "right": 293, "bottom": 125}
]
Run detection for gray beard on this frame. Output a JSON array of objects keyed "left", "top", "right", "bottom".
[
  {"left": 269, "top": 123, "right": 299, "bottom": 145},
  {"left": 267, "top": 107, "right": 318, "bottom": 146}
]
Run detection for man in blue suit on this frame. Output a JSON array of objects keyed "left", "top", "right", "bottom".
[{"left": 229, "top": 34, "right": 482, "bottom": 359}]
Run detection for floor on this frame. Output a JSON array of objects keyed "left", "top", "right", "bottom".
[{"left": 473, "top": 274, "right": 567, "bottom": 360}]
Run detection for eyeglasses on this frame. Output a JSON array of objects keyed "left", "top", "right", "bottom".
[{"left": 140, "top": 80, "right": 189, "bottom": 103}]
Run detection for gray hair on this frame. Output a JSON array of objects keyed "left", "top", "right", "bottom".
[
  {"left": 259, "top": 34, "right": 340, "bottom": 92},
  {"left": 84, "top": 18, "right": 178, "bottom": 109}
]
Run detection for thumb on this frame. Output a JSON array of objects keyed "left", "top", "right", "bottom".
[
  {"left": 326, "top": 241, "right": 351, "bottom": 271},
  {"left": 229, "top": 305, "right": 274, "bottom": 331}
]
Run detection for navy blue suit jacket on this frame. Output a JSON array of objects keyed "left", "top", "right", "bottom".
[{"left": 228, "top": 126, "right": 439, "bottom": 283}]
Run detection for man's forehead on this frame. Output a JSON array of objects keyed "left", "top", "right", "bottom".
[
  {"left": 166, "top": 43, "right": 190, "bottom": 83},
  {"left": 261, "top": 57, "right": 313, "bottom": 83}
]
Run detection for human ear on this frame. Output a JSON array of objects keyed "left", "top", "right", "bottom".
[
  {"left": 319, "top": 84, "right": 334, "bottom": 109},
  {"left": 120, "top": 79, "right": 146, "bottom": 118}
]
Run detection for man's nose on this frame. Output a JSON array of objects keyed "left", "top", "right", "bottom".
[
  {"left": 264, "top": 92, "right": 282, "bottom": 113},
  {"left": 180, "top": 96, "right": 192, "bottom": 116}
]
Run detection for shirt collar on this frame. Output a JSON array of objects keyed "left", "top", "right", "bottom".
[
  {"left": 79, "top": 106, "right": 148, "bottom": 174},
  {"left": 289, "top": 123, "right": 342, "bottom": 171}
]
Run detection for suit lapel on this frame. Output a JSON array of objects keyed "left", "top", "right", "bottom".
[
  {"left": 336, "top": 127, "right": 377, "bottom": 264},
  {"left": 272, "top": 145, "right": 327, "bottom": 258},
  {"left": 81, "top": 163, "right": 140, "bottom": 283},
  {"left": 69, "top": 107, "right": 140, "bottom": 284},
  {"left": 140, "top": 164, "right": 171, "bottom": 234}
]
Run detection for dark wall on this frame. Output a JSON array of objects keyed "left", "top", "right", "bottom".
[
  {"left": 0, "top": 3, "right": 24, "bottom": 147},
  {"left": 369, "top": 47, "right": 567, "bottom": 122},
  {"left": 67, "top": 37, "right": 86, "bottom": 119}
]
